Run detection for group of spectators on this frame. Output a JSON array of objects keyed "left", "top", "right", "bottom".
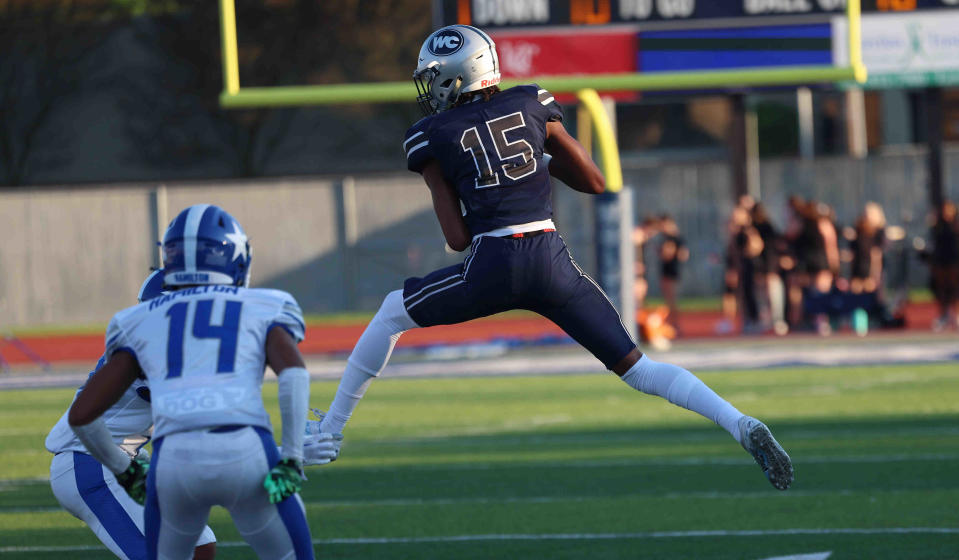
[
  {"left": 720, "top": 194, "right": 892, "bottom": 336},
  {"left": 634, "top": 194, "right": 959, "bottom": 338}
]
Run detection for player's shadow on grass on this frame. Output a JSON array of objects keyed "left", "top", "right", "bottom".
[{"left": 296, "top": 414, "right": 959, "bottom": 502}]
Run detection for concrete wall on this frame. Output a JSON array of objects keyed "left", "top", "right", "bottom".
[
  {"left": 0, "top": 174, "right": 477, "bottom": 329},
  {"left": 0, "top": 186, "right": 155, "bottom": 326},
  {"left": 2, "top": 146, "right": 956, "bottom": 329}
]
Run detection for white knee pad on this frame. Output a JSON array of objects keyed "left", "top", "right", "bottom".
[{"left": 378, "top": 290, "right": 419, "bottom": 333}]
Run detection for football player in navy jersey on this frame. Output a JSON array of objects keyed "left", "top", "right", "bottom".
[{"left": 318, "top": 25, "right": 793, "bottom": 491}]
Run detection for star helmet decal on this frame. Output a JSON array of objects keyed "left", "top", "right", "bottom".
[{"left": 224, "top": 221, "right": 249, "bottom": 262}]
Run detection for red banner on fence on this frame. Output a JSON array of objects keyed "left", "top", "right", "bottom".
[{"left": 492, "top": 29, "right": 636, "bottom": 77}]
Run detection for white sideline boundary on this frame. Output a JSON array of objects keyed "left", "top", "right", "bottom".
[{"left": 2, "top": 527, "right": 957, "bottom": 553}]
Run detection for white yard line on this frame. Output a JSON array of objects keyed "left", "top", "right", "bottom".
[
  {"left": 3, "top": 487, "right": 954, "bottom": 514},
  {"left": 307, "top": 451, "right": 959, "bottom": 473},
  {"left": 1, "top": 527, "right": 957, "bottom": 553},
  {"left": 3, "top": 452, "right": 959, "bottom": 490}
]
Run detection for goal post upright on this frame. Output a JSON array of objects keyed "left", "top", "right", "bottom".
[{"left": 219, "top": 0, "right": 240, "bottom": 96}]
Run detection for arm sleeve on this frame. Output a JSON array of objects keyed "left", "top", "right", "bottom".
[
  {"left": 404, "top": 119, "right": 435, "bottom": 173},
  {"left": 277, "top": 367, "right": 309, "bottom": 462},
  {"left": 72, "top": 418, "right": 132, "bottom": 474}
]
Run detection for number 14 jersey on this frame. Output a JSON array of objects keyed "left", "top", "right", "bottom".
[
  {"left": 403, "top": 84, "right": 564, "bottom": 237},
  {"left": 103, "top": 286, "right": 306, "bottom": 439}
]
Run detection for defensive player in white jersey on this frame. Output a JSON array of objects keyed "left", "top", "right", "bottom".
[
  {"left": 46, "top": 270, "right": 217, "bottom": 560},
  {"left": 68, "top": 205, "right": 330, "bottom": 560}
]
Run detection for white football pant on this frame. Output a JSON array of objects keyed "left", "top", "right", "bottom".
[
  {"left": 146, "top": 425, "right": 313, "bottom": 560},
  {"left": 50, "top": 451, "right": 216, "bottom": 560}
]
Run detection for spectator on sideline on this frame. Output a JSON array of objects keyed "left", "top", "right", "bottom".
[
  {"left": 783, "top": 195, "right": 807, "bottom": 329},
  {"left": 657, "top": 214, "right": 689, "bottom": 334},
  {"left": 633, "top": 216, "right": 660, "bottom": 312},
  {"left": 928, "top": 200, "right": 959, "bottom": 331},
  {"left": 799, "top": 200, "right": 841, "bottom": 334},
  {"left": 752, "top": 202, "right": 788, "bottom": 335},
  {"left": 848, "top": 201, "right": 888, "bottom": 301},
  {"left": 720, "top": 203, "right": 764, "bottom": 334}
]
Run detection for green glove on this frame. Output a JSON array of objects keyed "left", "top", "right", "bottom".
[
  {"left": 263, "top": 458, "right": 304, "bottom": 504},
  {"left": 116, "top": 457, "right": 150, "bottom": 505}
]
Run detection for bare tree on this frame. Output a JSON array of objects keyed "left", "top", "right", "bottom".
[
  {"left": 118, "top": 0, "right": 430, "bottom": 178},
  {"left": 0, "top": 1, "right": 187, "bottom": 186}
]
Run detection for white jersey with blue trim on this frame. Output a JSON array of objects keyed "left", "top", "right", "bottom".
[
  {"left": 45, "top": 356, "right": 154, "bottom": 456},
  {"left": 103, "top": 286, "right": 306, "bottom": 439}
]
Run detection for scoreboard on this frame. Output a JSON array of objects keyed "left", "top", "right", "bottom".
[
  {"left": 431, "top": 0, "right": 959, "bottom": 90},
  {"left": 436, "top": 0, "right": 959, "bottom": 29}
]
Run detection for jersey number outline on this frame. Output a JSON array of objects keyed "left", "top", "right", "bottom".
[
  {"left": 460, "top": 111, "right": 537, "bottom": 189},
  {"left": 165, "top": 299, "right": 243, "bottom": 378}
]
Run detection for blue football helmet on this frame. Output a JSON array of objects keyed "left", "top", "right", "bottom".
[
  {"left": 137, "top": 269, "right": 168, "bottom": 302},
  {"left": 161, "top": 204, "right": 252, "bottom": 288}
]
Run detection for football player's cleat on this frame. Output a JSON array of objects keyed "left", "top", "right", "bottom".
[
  {"left": 116, "top": 457, "right": 150, "bottom": 505},
  {"left": 739, "top": 416, "right": 793, "bottom": 491},
  {"left": 263, "top": 458, "right": 304, "bottom": 504},
  {"left": 160, "top": 204, "right": 252, "bottom": 288},
  {"left": 413, "top": 24, "right": 500, "bottom": 115}
]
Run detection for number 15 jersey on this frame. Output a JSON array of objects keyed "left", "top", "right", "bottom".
[
  {"left": 404, "top": 85, "right": 564, "bottom": 237},
  {"left": 103, "top": 286, "right": 306, "bottom": 439}
]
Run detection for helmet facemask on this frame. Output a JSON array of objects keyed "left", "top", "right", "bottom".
[
  {"left": 413, "top": 64, "right": 440, "bottom": 115},
  {"left": 414, "top": 63, "right": 465, "bottom": 116}
]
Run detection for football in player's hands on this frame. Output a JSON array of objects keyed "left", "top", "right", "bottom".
[{"left": 116, "top": 457, "right": 150, "bottom": 505}]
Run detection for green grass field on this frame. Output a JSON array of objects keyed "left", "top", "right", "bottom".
[{"left": 2, "top": 362, "right": 958, "bottom": 559}]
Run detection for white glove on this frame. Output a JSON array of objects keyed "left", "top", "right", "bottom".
[
  {"left": 302, "top": 408, "right": 342, "bottom": 466},
  {"left": 134, "top": 447, "right": 151, "bottom": 463},
  {"left": 303, "top": 432, "right": 342, "bottom": 466}
]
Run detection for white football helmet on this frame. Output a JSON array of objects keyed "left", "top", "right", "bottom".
[{"left": 414, "top": 25, "right": 500, "bottom": 115}]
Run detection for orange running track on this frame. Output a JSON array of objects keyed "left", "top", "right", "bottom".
[{"left": 0, "top": 302, "right": 943, "bottom": 367}]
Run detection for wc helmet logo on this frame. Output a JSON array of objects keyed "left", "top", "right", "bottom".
[{"left": 428, "top": 28, "right": 465, "bottom": 56}]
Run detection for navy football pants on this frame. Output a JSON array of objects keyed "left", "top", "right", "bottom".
[{"left": 402, "top": 232, "right": 636, "bottom": 369}]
